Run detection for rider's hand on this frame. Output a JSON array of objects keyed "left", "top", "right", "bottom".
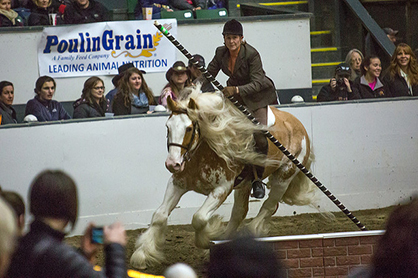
[{"left": 222, "top": 86, "right": 238, "bottom": 97}]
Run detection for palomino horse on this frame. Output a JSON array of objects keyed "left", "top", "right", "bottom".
[{"left": 130, "top": 88, "right": 317, "bottom": 269}]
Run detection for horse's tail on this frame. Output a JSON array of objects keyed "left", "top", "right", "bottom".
[{"left": 281, "top": 151, "right": 319, "bottom": 207}]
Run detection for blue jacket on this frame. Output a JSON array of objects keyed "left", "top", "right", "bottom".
[{"left": 25, "top": 95, "right": 71, "bottom": 122}]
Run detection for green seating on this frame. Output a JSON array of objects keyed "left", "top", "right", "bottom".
[
  {"left": 161, "top": 9, "right": 194, "bottom": 20},
  {"left": 195, "top": 8, "right": 228, "bottom": 19},
  {"left": 127, "top": 0, "right": 137, "bottom": 19}
]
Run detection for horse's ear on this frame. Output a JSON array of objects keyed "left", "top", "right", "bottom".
[
  {"left": 167, "top": 96, "right": 176, "bottom": 111},
  {"left": 188, "top": 98, "right": 199, "bottom": 110}
]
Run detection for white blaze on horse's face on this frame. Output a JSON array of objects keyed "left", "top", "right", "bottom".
[{"left": 165, "top": 113, "right": 194, "bottom": 173}]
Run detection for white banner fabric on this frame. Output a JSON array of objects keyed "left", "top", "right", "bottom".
[{"left": 38, "top": 20, "right": 177, "bottom": 78}]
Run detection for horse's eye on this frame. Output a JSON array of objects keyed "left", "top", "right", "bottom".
[{"left": 186, "top": 127, "right": 192, "bottom": 133}]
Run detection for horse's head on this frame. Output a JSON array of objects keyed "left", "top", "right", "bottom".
[{"left": 165, "top": 96, "right": 200, "bottom": 174}]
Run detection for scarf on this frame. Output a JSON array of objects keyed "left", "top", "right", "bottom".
[
  {"left": 400, "top": 69, "right": 413, "bottom": 96},
  {"left": 0, "top": 9, "right": 18, "bottom": 25}
]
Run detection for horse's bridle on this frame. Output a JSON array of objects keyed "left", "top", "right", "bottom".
[{"left": 166, "top": 109, "right": 200, "bottom": 163}]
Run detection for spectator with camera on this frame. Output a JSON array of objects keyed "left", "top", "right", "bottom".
[
  {"left": 353, "top": 55, "right": 389, "bottom": 99},
  {"left": 7, "top": 169, "right": 127, "bottom": 278},
  {"left": 317, "top": 63, "right": 361, "bottom": 102}
]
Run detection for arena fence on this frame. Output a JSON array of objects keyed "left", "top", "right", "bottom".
[{"left": 212, "top": 230, "right": 384, "bottom": 278}]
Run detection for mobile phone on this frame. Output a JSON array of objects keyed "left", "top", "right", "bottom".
[{"left": 91, "top": 227, "right": 104, "bottom": 244}]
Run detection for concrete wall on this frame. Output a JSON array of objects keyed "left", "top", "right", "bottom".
[
  {"left": 0, "top": 15, "right": 311, "bottom": 105},
  {"left": 0, "top": 97, "right": 417, "bottom": 235}
]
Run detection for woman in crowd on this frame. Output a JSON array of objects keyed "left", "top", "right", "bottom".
[
  {"left": 25, "top": 76, "right": 71, "bottom": 122},
  {"left": 382, "top": 43, "right": 418, "bottom": 97},
  {"left": 28, "top": 0, "right": 58, "bottom": 26},
  {"left": 345, "top": 49, "right": 364, "bottom": 81},
  {"left": 112, "top": 67, "right": 155, "bottom": 115},
  {"left": 158, "top": 61, "right": 192, "bottom": 108},
  {"left": 0, "top": 187, "right": 25, "bottom": 236},
  {"left": 353, "top": 55, "right": 389, "bottom": 99},
  {"left": 206, "top": 19, "right": 277, "bottom": 199},
  {"left": 0, "top": 0, "right": 23, "bottom": 27},
  {"left": 73, "top": 76, "right": 109, "bottom": 119},
  {"left": 0, "top": 81, "right": 17, "bottom": 125},
  {"left": 7, "top": 169, "right": 127, "bottom": 278}
]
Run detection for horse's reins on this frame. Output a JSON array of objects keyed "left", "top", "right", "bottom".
[
  {"left": 167, "top": 108, "right": 200, "bottom": 163},
  {"left": 154, "top": 21, "right": 368, "bottom": 231}
]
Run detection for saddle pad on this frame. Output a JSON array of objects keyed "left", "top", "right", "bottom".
[{"left": 267, "top": 105, "right": 275, "bottom": 127}]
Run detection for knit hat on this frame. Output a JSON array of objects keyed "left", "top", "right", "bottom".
[
  {"left": 166, "top": 61, "right": 190, "bottom": 81},
  {"left": 222, "top": 19, "right": 243, "bottom": 36}
]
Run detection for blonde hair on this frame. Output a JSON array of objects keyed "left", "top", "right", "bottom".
[
  {"left": 175, "top": 86, "right": 276, "bottom": 169},
  {"left": 345, "top": 49, "right": 364, "bottom": 81}
]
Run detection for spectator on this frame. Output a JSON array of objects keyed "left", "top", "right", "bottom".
[
  {"left": 207, "top": 19, "right": 277, "bottom": 199},
  {"left": 188, "top": 54, "right": 215, "bottom": 93},
  {"left": 345, "top": 49, "right": 364, "bottom": 81},
  {"left": 208, "top": 236, "right": 285, "bottom": 278},
  {"left": 0, "top": 187, "right": 25, "bottom": 236},
  {"left": 353, "top": 55, "right": 389, "bottom": 99},
  {"left": 348, "top": 197, "right": 418, "bottom": 278},
  {"left": 0, "top": 0, "right": 23, "bottom": 27},
  {"left": 317, "top": 63, "right": 361, "bottom": 102},
  {"left": 364, "top": 27, "right": 398, "bottom": 71},
  {"left": 158, "top": 61, "right": 192, "bottom": 107},
  {"left": 25, "top": 76, "right": 71, "bottom": 122},
  {"left": 7, "top": 169, "right": 127, "bottom": 278},
  {"left": 106, "top": 63, "right": 135, "bottom": 104},
  {"left": 73, "top": 76, "right": 109, "bottom": 119},
  {"left": 164, "top": 263, "right": 197, "bottom": 278},
  {"left": 382, "top": 43, "right": 418, "bottom": 97},
  {"left": 169, "top": 0, "right": 204, "bottom": 12},
  {"left": 134, "top": 0, "right": 173, "bottom": 20},
  {"left": 112, "top": 67, "right": 156, "bottom": 115},
  {"left": 28, "top": 0, "right": 61, "bottom": 26},
  {"left": 0, "top": 81, "right": 17, "bottom": 125},
  {"left": 0, "top": 196, "right": 17, "bottom": 278},
  {"left": 63, "top": 0, "right": 109, "bottom": 25}
]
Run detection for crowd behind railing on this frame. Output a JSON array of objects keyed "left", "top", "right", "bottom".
[
  {"left": 0, "top": 54, "right": 215, "bottom": 124},
  {"left": 0, "top": 0, "right": 226, "bottom": 27},
  {"left": 317, "top": 29, "right": 418, "bottom": 102}
]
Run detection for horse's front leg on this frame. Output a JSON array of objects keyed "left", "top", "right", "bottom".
[
  {"left": 192, "top": 181, "right": 233, "bottom": 249},
  {"left": 130, "top": 176, "right": 187, "bottom": 269},
  {"left": 222, "top": 181, "right": 252, "bottom": 239}
]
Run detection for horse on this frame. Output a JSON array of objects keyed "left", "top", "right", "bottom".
[{"left": 130, "top": 87, "right": 318, "bottom": 269}]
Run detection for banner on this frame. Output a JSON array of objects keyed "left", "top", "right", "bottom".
[{"left": 38, "top": 20, "right": 177, "bottom": 78}]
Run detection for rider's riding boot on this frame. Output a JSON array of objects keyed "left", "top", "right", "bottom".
[{"left": 251, "top": 131, "right": 268, "bottom": 199}]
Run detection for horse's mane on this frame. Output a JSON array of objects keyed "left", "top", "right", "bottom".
[{"left": 176, "top": 85, "right": 275, "bottom": 169}]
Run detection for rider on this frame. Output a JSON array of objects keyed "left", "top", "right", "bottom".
[{"left": 207, "top": 19, "right": 277, "bottom": 199}]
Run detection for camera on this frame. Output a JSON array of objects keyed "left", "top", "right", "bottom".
[{"left": 91, "top": 227, "right": 104, "bottom": 244}]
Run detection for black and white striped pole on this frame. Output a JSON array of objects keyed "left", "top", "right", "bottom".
[{"left": 154, "top": 21, "right": 367, "bottom": 231}]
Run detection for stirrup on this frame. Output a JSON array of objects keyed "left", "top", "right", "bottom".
[{"left": 251, "top": 179, "right": 266, "bottom": 199}]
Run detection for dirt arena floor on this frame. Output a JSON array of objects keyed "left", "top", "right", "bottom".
[{"left": 65, "top": 205, "right": 395, "bottom": 277}]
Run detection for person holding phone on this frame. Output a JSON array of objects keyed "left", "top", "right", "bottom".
[{"left": 7, "top": 170, "right": 127, "bottom": 278}]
